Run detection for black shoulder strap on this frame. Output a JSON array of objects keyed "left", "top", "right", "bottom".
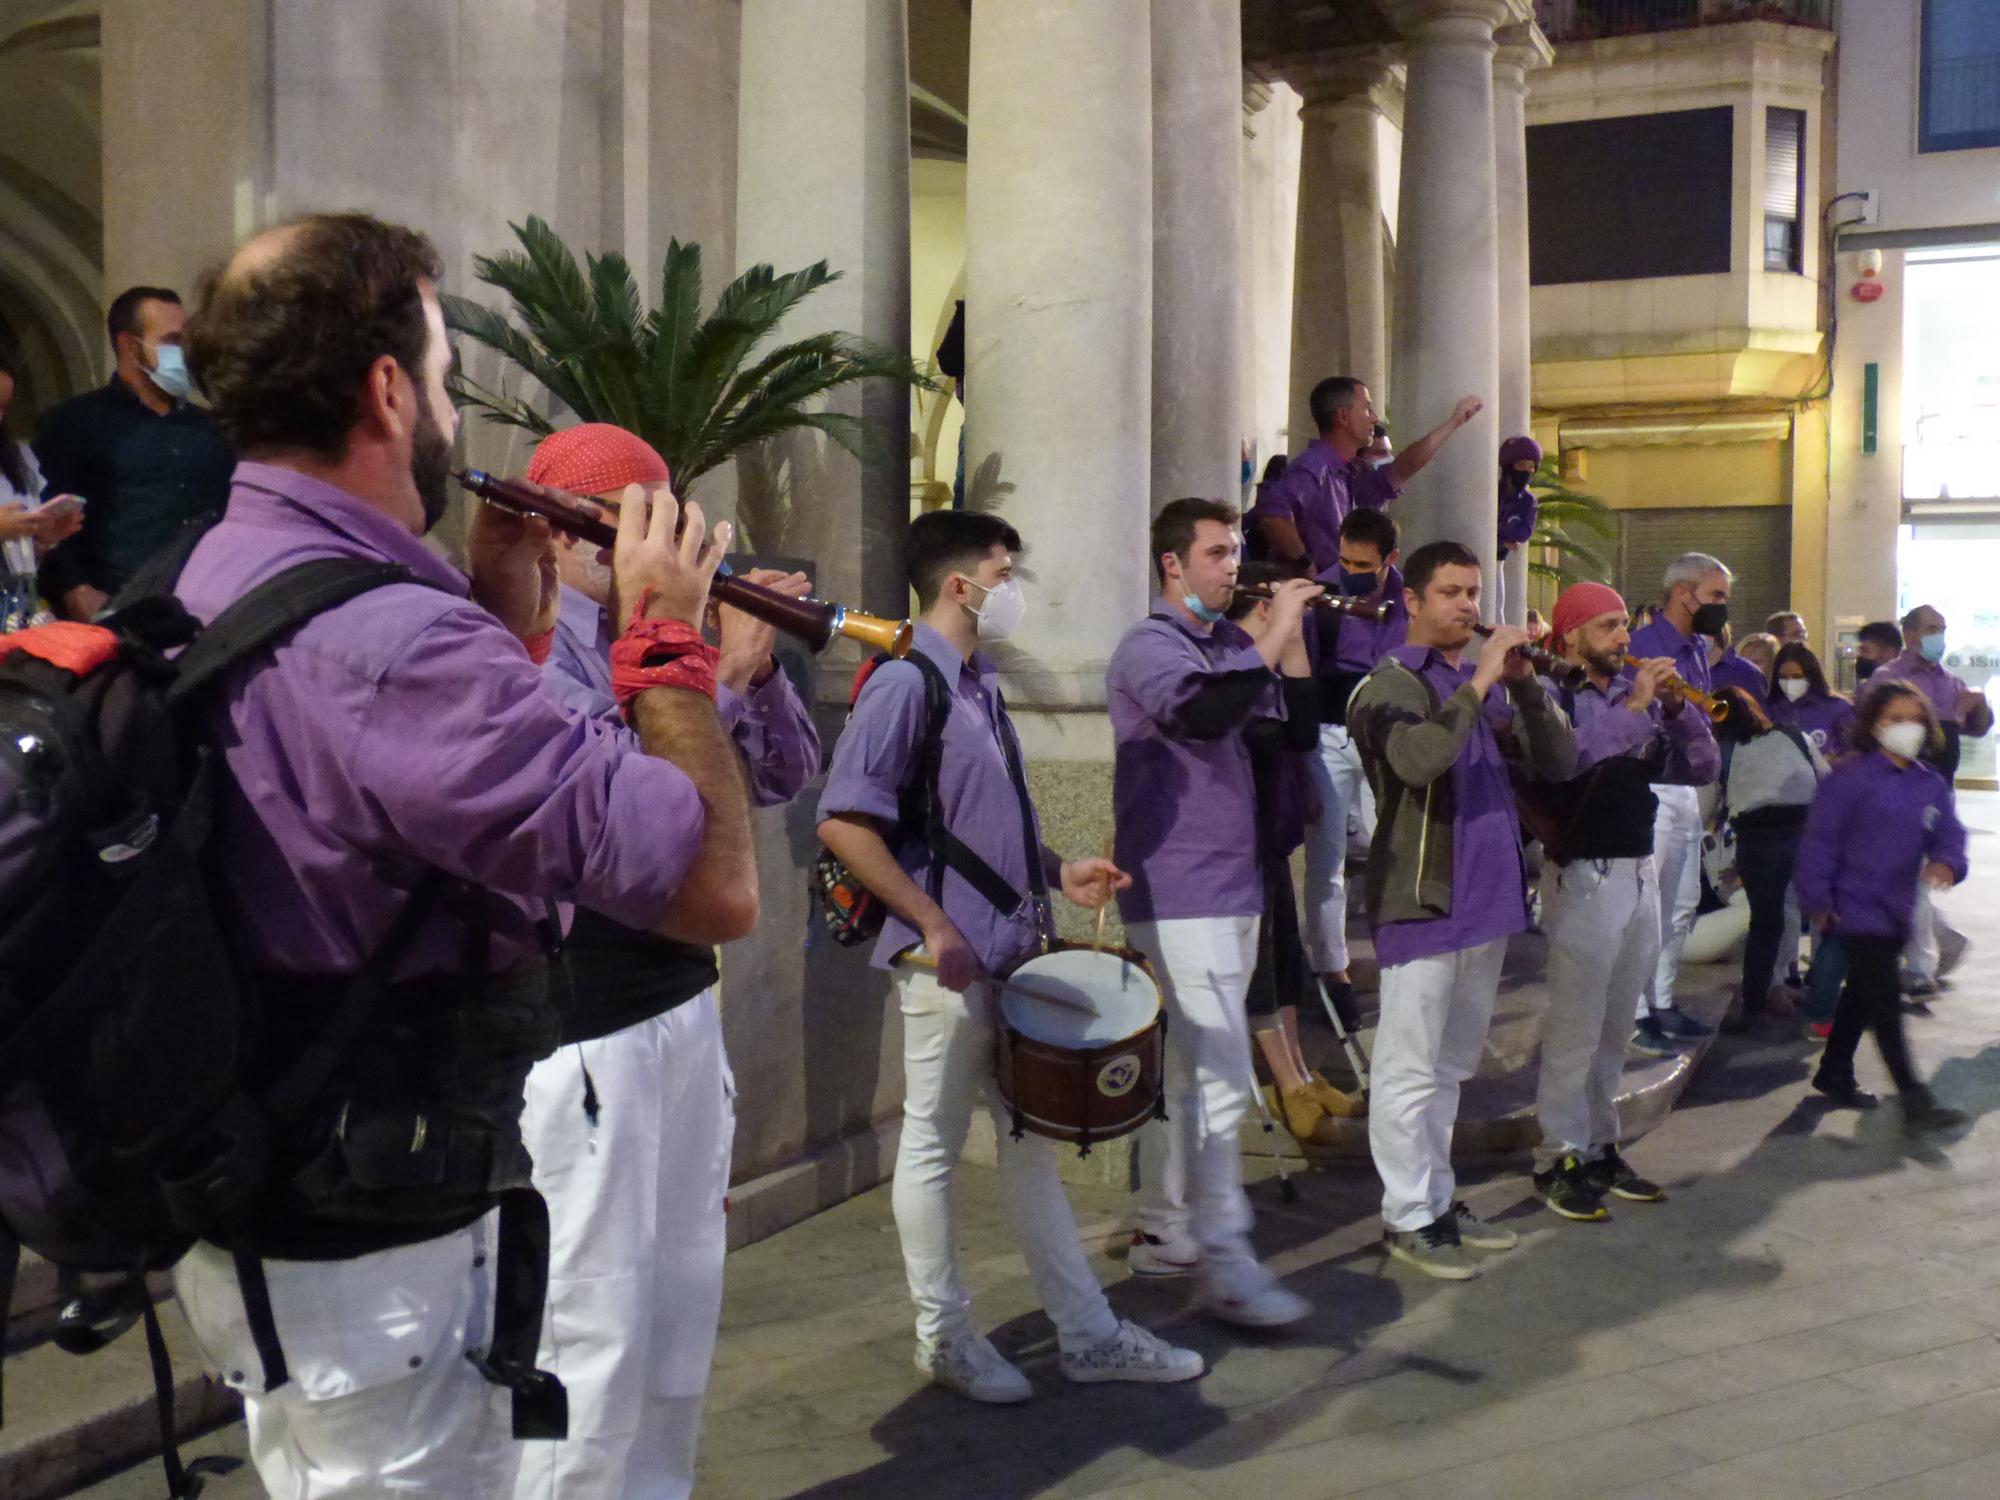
[
  {"left": 1775, "top": 722, "right": 1816, "bottom": 770},
  {"left": 167, "top": 558, "right": 424, "bottom": 709},
  {"left": 895, "top": 652, "right": 1028, "bottom": 918}
]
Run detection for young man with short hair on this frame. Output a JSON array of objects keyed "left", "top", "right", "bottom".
[
  {"left": 1346, "top": 541, "right": 1574, "bottom": 1278},
  {"left": 1530, "top": 583, "right": 1718, "bottom": 1222},
  {"left": 818, "top": 511, "right": 1203, "bottom": 1404},
  {"left": 1107, "top": 497, "right": 1318, "bottom": 1325},
  {"left": 1627, "top": 552, "right": 1731, "bottom": 1052},
  {"left": 1301, "top": 505, "right": 1407, "bottom": 1025}
]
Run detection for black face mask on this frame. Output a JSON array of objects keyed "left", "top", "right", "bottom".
[
  {"left": 411, "top": 395, "right": 454, "bottom": 535},
  {"left": 1502, "top": 468, "right": 1532, "bottom": 492},
  {"left": 1338, "top": 568, "right": 1379, "bottom": 597},
  {"left": 1855, "top": 657, "right": 1878, "bottom": 683},
  {"left": 1690, "top": 601, "right": 1729, "bottom": 638}
]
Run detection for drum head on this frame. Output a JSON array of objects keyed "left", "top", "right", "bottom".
[{"left": 1000, "top": 950, "right": 1159, "bottom": 1045}]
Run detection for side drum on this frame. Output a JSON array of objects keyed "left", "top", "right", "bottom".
[{"left": 993, "top": 944, "right": 1164, "bottom": 1156}]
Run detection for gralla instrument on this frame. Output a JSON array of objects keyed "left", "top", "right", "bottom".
[{"left": 992, "top": 943, "right": 1165, "bottom": 1157}]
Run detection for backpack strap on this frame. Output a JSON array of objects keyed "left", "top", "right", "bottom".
[
  {"left": 894, "top": 652, "right": 1030, "bottom": 918},
  {"left": 167, "top": 558, "right": 424, "bottom": 710}
]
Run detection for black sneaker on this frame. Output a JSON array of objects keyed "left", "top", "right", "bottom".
[
  {"left": 1810, "top": 1073, "right": 1879, "bottom": 1110},
  {"left": 1586, "top": 1148, "right": 1665, "bottom": 1203},
  {"left": 1656, "top": 1006, "right": 1714, "bottom": 1041},
  {"left": 1629, "top": 1015, "right": 1675, "bottom": 1057},
  {"left": 1901, "top": 1088, "right": 1970, "bottom": 1136},
  {"left": 1533, "top": 1155, "right": 1609, "bottom": 1222}
]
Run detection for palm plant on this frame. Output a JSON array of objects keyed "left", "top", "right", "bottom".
[
  {"left": 1524, "top": 456, "right": 1617, "bottom": 591},
  {"left": 442, "top": 215, "right": 935, "bottom": 549}
]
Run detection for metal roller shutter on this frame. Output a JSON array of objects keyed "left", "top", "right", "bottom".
[{"left": 1616, "top": 507, "right": 1793, "bottom": 640}]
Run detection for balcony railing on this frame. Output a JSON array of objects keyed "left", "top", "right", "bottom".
[{"left": 1534, "top": 0, "right": 1833, "bottom": 44}]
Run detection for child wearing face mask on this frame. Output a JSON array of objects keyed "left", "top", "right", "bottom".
[{"left": 1794, "top": 682, "right": 1969, "bottom": 1133}]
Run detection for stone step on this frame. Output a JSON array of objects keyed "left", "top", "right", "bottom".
[{"left": 0, "top": 1297, "right": 240, "bottom": 1500}]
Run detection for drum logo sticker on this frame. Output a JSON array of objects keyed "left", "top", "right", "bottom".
[{"left": 1097, "top": 1054, "right": 1141, "bottom": 1099}]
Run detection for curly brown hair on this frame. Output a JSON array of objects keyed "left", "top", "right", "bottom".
[{"left": 186, "top": 213, "right": 444, "bottom": 460}]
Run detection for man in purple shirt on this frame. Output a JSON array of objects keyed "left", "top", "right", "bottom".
[
  {"left": 818, "top": 510, "right": 1202, "bottom": 1405},
  {"left": 1109, "top": 501, "right": 1318, "bottom": 1324},
  {"left": 1529, "top": 584, "right": 1718, "bottom": 1224},
  {"left": 1301, "top": 506, "right": 1408, "bottom": 1027},
  {"left": 1627, "top": 551, "right": 1731, "bottom": 1052},
  {"left": 1346, "top": 541, "right": 1574, "bottom": 1279},
  {"left": 1495, "top": 435, "right": 1541, "bottom": 620},
  {"left": 514, "top": 424, "right": 818, "bottom": 1500},
  {"left": 1245, "top": 374, "right": 1483, "bottom": 574},
  {"left": 165, "top": 214, "right": 758, "bottom": 1498},
  {"left": 1865, "top": 603, "right": 1992, "bottom": 992}
]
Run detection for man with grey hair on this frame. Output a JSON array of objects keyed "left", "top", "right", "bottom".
[{"left": 1626, "top": 552, "right": 1731, "bottom": 1052}]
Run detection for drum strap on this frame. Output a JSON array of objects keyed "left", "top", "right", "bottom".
[{"left": 993, "top": 690, "right": 1051, "bottom": 925}]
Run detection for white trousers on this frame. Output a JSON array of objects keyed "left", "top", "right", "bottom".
[
  {"left": 892, "top": 967, "right": 1119, "bottom": 1351},
  {"left": 1535, "top": 858, "right": 1661, "bottom": 1170},
  {"left": 1370, "top": 938, "right": 1509, "bottom": 1232},
  {"left": 1641, "top": 786, "right": 1705, "bottom": 1016},
  {"left": 1303, "top": 725, "right": 1373, "bottom": 973},
  {"left": 512, "top": 990, "right": 735, "bottom": 1500},
  {"left": 175, "top": 1218, "right": 517, "bottom": 1500},
  {"left": 1128, "top": 916, "right": 1263, "bottom": 1268}
]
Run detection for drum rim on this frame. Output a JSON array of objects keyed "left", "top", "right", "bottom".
[{"left": 998, "top": 946, "right": 1160, "bottom": 1047}]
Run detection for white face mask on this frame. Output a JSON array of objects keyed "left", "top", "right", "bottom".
[
  {"left": 1879, "top": 721, "right": 1927, "bottom": 760},
  {"left": 1779, "top": 677, "right": 1809, "bottom": 702},
  {"left": 958, "top": 575, "right": 1026, "bottom": 642}
]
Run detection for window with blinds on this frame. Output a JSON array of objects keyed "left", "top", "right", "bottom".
[
  {"left": 1764, "top": 107, "right": 1805, "bottom": 274},
  {"left": 1616, "top": 507, "right": 1794, "bottom": 644}
]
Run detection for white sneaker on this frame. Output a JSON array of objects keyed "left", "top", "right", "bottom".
[
  {"left": 1127, "top": 1228, "right": 1201, "bottom": 1278},
  {"left": 1060, "top": 1319, "right": 1205, "bottom": 1385},
  {"left": 915, "top": 1330, "right": 1032, "bottom": 1404},
  {"left": 1195, "top": 1259, "right": 1311, "bottom": 1328}
]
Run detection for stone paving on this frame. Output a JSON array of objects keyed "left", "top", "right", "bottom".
[{"left": 80, "top": 791, "right": 2000, "bottom": 1498}]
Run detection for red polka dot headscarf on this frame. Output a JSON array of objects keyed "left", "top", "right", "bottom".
[{"left": 526, "top": 423, "right": 671, "bottom": 497}]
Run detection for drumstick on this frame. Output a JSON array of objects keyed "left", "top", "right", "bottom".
[
  {"left": 1091, "top": 833, "right": 1114, "bottom": 954},
  {"left": 900, "top": 951, "right": 1099, "bottom": 1014}
]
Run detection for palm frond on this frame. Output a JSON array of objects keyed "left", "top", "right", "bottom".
[
  {"left": 441, "top": 292, "right": 591, "bottom": 419},
  {"left": 447, "top": 364, "right": 558, "bottom": 437}
]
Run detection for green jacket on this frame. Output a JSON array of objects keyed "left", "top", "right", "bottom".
[{"left": 1347, "top": 654, "right": 1575, "bottom": 928}]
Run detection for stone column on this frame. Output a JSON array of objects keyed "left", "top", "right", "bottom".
[
  {"left": 1385, "top": 0, "right": 1523, "bottom": 610},
  {"left": 735, "top": 0, "right": 911, "bottom": 623},
  {"left": 1493, "top": 22, "right": 1551, "bottom": 623},
  {"left": 967, "top": 0, "right": 1152, "bottom": 750},
  {"left": 1284, "top": 51, "right": 1400, "bottom": 450},
  {"left": 1151, "top": 0, "right": 1244, "bottom": 510}
]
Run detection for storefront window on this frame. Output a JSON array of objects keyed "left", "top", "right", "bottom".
[
  {"left": 1897, "top": 525, "right": 2000, "bottom": 782},
  {"left": 1902, "top": 251, "right": 2000, "bottom": 504}
]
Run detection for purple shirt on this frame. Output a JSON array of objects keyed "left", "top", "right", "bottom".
[
  {"left": 1794, "top": 751, "right": 1968, "bottom": 939},
  {"left": 1628, "top": 614, "right": 1713, "bottom": 697},
  {"left": 817, "top": 623, "right": 1055, "bottom": 976},
  {"left": 1246, "top": 440, "right": 1400, "bottom": 573},
  {"left": 1867, "top": 650, "right": 1979, "bottom": 728},
  {"left": 173, "top": 463, "right": 702, "bottom": 976},
  {"left": 1496, "top": 478, "right": 1538, "bottom": 556},
  {"left": 1708, "top": 651, "right": 1767, "bottom": 702},
  {"left": 1315, "top": 561, "right": 1410, "bottom": 673},
  {"left": 544, "top": 583, "right": 818, "bottom": 808},
  {"left": 1546, "top": 670, "right": 1720, "bottom": 783},
  {"left": 1370, "top": 644, "right": 1531, "bottom": 967},
  {"left": 1769, "top": 689, "right": 1856, "bottom": 757},
  {"left": 1108, "top": 604, "right": 1279, "bottom": 923}
]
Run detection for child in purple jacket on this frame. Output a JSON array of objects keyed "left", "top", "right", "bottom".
[{"left": 1795, "top": 681, "right": 1969, "bottom": 1133}]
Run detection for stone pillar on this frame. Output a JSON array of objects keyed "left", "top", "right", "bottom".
[
  {"left": 610, "top": 0, "right": 739, "bottom": 281},
  {"left": 735, "top": 0, "right": 911, "bottom": 623},
  {"left": 1493, "top": 22, "right": 1551, "bottom": 623},
  {"left": 1285, "top": 52, "right": 1400, "bottom": 451},
  {"left": 1385, "top": 0, "right": 1522, "bottom": 609},
  {"left": 1150, "top": 0, "right": 1244, "bottom": 510},
  {"left": 967, "top": 0, "right": 1152, "bottom": 748}
]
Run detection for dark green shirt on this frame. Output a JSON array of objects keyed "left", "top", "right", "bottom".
[{"left": 32, "top": 377, "right": 234, "bottom": 598}]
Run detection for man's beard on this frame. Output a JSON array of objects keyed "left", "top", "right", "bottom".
[
  {"left": 411, "top": 396, "right": 454, "bottom": 534},
  {"left": 1584, "top": 646, "right": 1624, "bottom": 678}
]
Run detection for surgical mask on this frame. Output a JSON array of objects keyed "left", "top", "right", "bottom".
[
  {"left": 1779, "top": 677, "right": 1809, "bottom": 702},
  {"left": 144, "top": 342, "right": 192, "bottom": 401},
  {"left": 1690, "top": 601, "right": 1729, "bottom": 638},
  {"left": 1879, "top": 721, "right": 1927, "bottom": 760},
  {"left": 1183, "top": 593, "right": 1226, "bottom": 625},
  {"left": 958, "top": 575, "right": 1025, "bottom": 641},
  {"left": 1919, "top": 633, "right": 1947, "bottom": 664},
  {"left": 1338, "top": 568, "right": 1379, "bottom": 597}
]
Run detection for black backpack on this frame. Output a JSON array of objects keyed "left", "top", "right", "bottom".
[
  {"left": 812, "top": 650, "right": 1045, "bottom": 945},
  {"left": 0, "top": 537, "right": 461, "bottom": 1495}
]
